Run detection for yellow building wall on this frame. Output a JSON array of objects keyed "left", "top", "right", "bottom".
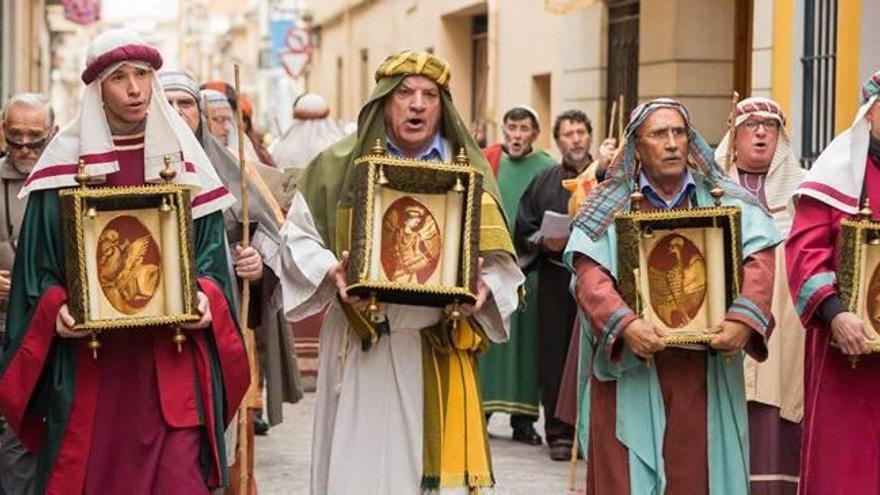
[{"left": 835, "top": 0, "right": 861, "bottom": 133}]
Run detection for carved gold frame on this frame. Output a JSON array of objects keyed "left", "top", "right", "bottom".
[
  {"left": 59, "top": 184, "right": 200, "bottom": 333},
  {"left": 345, "top": 144, "right": 483, "bottom": 309},
  {"left": 615, "top": 205, "right": 743, "bottom": 346},
  {"left": 837, "top": 216, "right": 880, "bottom": 353}
]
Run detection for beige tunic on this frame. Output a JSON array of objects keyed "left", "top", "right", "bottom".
[{"left": 729, "top": 166, "right": 806, "bottom": 422}]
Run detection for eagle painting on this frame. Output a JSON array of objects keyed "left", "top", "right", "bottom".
[
  {"left": 96, "top": 215, "right": 162, "bottom": 315},
  {"left": 647, "top": 233, "right": 707, "bottom": 329}
]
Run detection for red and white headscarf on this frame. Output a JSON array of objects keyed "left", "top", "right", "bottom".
[
  {"left": 793, "top": 80, "right": 880, "bottom": 214},
  {"left": 714, "top": 96, "right": 805, "bottom": 235},
  {"left": 21, "top": 29, "right": 235, "bottom": 219}
]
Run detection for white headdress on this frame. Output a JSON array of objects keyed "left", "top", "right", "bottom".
[{"left": 21, "top": 29, "right": 234, "bottom": 219}]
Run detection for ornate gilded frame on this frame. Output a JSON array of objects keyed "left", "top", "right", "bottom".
[
  {"left": 345, "top": 142, "right": 483, "bottom": 308},
  {"left": 59, "top": 183, "right": 200, "bottom": 333},
  {"left": 615, "top": 203, "right": 743, "bottom": 346},
  {"left": 837, "top": 213, "right": 880, "bottom": 353}
]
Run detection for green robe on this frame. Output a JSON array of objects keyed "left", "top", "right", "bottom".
[{"left": 479, "top": 148, "right": 555, "bottom": 417}]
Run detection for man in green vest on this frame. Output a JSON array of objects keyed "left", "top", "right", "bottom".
[{"left": 480, "top": 105, "right": 556, "bottom": 445}]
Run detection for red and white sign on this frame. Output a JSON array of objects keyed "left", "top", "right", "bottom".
[{"left": 279, "top": 25, "right": 313, "bottom": 79}]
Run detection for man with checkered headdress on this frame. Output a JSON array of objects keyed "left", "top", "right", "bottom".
[
  {"left": 785, "top": 69, "right": 880, "bottom": 493},
  {"left": 714, "top": 96, "right": 806, "bottom": 494},
  {"left": 0, "top": 29, "right": 249, "bottom": 493},
  {"left": 564, "top": 98, "right": 780, "bottom": 493},
  {"left": 280, "top": 50, "right": 524, "bottom": 494}
]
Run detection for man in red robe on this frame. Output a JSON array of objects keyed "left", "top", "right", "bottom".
[
  {"left": 0, "top": 29, "right": 249, "bottom": 494},
  {"left": 786, "top": 69, "right": 880, "bottom": 494}
]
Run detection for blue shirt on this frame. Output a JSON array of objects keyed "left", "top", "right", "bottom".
[
  {"left": 639, "top": 169, "right": 696, "bottom": 210},
  {"left": 385, "top": 132, "right": 445, "bottom": 161}
]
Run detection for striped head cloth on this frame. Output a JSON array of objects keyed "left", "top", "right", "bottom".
[
  {"left": 572, "top": 98, "right": 762, "bottom": 240},
  {"left": 374, "top": 51, "right": 452, "bottom": 90}
]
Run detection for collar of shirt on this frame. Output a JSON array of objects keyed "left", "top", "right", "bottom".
[
  {"left": 386, "top": 132, "right": 445, "bottom": 161},
  {"left": 639, "top": 168, "right": 696, "bottom": 210}
]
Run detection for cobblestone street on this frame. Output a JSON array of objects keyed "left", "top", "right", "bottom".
[{"left": 255, "top": 393, "right": 584, "bottom": 494}]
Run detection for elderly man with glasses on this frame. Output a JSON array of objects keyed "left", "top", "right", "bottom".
[{"left": 0, "top": 92, "right": 57, "bottom": 495}]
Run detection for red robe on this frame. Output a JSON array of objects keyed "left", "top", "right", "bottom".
[
  {"left": 785, "top": 154, "right": 880, "bottom": 494},
  {"left": 0, "top": 133, "right": 249, "bottom": 494}
]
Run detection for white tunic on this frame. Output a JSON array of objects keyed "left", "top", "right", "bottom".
[{"left": 281, "top": 191, "right": 523, "bottom": 495}]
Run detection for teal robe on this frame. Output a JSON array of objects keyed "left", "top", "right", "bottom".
[{"left": 564, "top": 183, "right": 782, "bottom": 494}]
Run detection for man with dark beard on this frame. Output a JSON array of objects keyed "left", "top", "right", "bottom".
[{"left": 515, "top": 109, "right": 616, "bottom": 460}]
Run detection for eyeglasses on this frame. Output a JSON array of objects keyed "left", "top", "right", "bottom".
[
  {"left": 741, "top": 119, "right": 780, "bottom": 132},
  {"left": 5, "top": 136, "right": 49, "bottom": 150}
]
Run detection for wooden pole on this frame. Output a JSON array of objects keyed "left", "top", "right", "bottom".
[
  {"left": 723, "top": 91, "right": 741, "bottom": 172},
  {"left": 617, "top": 94, "right": 625, "bottom": 140},
  {"left": 567, "top": 410, "right": 581, "bottom": 492},
  {"left": 607, "top": 99, "right": 618, "bottom": 140},
  {"left": 234, "top": 63, "right": 258, "bottom": 495}
]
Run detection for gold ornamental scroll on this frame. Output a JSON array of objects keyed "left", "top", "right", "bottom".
[
  {"left": 59, "top": 184, "right": 200, "bottom": 333},
  {"left": 345, "top": 142, "right": 483, "bottom": 312},
  {"left": 836, "top": 204, "right": 880, "bottom": 358},
  {"left": 616, "top": 205, "right": 743, "bottom": 347}
]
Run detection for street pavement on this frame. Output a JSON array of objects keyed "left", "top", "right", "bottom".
[{"left": 255, "top": 393, "right": 585, "bottom": 494}]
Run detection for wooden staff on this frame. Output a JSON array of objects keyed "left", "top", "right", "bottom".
[
  {"left": 233, "top": 63, "right": 259, "bottom": 495},
  {"left": 567, "top": 409, "right": 582, "bottom": 492},
  {"left": 607, "top": 98, "right": 618, "bottom": 140},
  {"left": 723, "top": 91, "right": 741, "bottom": 172},
  {"left": 617, "top": 94, "right": 625, "bottom": 140}
]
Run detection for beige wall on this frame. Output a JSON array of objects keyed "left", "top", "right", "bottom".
[
  {"left": 640, "top": 0, "right": 736, "bottom": 143},
  {"left": 308, "top": 0, "right": 748, "bottom": 154},
  {"left": 2, "top": 0, "right": 50, "bottom": 100}
]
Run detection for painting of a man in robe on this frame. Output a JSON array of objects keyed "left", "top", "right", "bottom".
[
  {"left": 647, "top": 233, "right": 707, "bottom": 328},
  {"left": 97, "top": 215, "right": 162, "bottom": 315},
  {"left": 381, "top": 196, "right": 441, "bottom": 284}
]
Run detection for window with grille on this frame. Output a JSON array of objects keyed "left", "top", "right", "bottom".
[
  {"left": 801, "top": 0, "right": 837, "bottom": 167},
  {"left": 606, "top": 0, "right": 639, "bottom": 134}
]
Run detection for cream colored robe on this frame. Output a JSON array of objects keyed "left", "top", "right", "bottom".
[
  {"left": 729, "top": 166, "right": 806, "bottom": 422},
  {"left": 280, "top": 189, "right": 523, "bottom": 494}
]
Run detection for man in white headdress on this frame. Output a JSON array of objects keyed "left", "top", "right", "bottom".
[
  {"left": 715, "top": 96, "right": 806, "bottom": 494},
  {"left": 271, "top": 93, "right": 345, "bottom": 171},
  {"left": 0, "top": 29, "right": 248, "bottom": 493}
]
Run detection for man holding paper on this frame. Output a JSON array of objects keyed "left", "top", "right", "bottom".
[{"left": 514, "top": 109, "right": 615, "bottom": 460}]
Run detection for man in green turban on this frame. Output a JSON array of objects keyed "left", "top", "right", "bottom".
[{"left": 280, "top": 51, "right": 524, "bottom": 494}]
